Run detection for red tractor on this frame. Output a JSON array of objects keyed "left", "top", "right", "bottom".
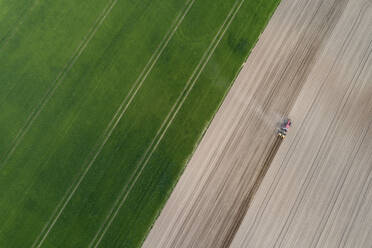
[{"left": 278, "top": 119, "right": 291, "bottom": 139}]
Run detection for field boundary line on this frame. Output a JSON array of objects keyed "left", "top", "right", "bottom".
[
  {"left": 0, "top": 0, "right": 117, "bottom": 168},
  {"left": 31, "top": 1, "right": 196, "bottom": 247},
  {"left": 89, "top": 0, "right": 246, "bottom": 246}
]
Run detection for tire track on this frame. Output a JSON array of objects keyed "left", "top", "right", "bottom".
[
  {"left": 88, "top": 1, "right": 245, "bottom": 246},
  {"left": 180, "top": 0, "right": 348, "bottom": 246},
  {"left": 0, "top": 0, "right": 118, "bottom": 168},
  {"left": 338, "top": 150, "right": 372, "bottom": 248},
  {"left": 158, "top": 0, "right": 297, "bottom": 240},
  {"left": 273, "top": 39, "right": 372, "bottom": 248},
  {"left": 145, "top": 0, "right": 366, "bottom": 246},
  {"left": 150, "top": 2, "right": 274, "bottom": 248},
  {"left": 31, "top": 1, "right": 196, "bottom": 247},
  {"left": 143, "top": 0, "right": 372, "bottom": 246},
  {"left": 240, "top": 0, "right": 360, "bottom": 243},
  {"left": 160, "top": 0, "right": 280, "bottom": 244},
  {"left": 221, "top": 136, "right": 283, "bottom": 247},
  {"left": 309, "top": 117, "right": 371, "bottom": 248},
  {"left": 309, "top": 50, "right": 372, "bottom": 248},
  {"left": 321, "top": 119, "right": 372, "bottom": 248}
]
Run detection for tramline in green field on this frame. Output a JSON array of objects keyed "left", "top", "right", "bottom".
[{"left": 0, "top": 0, "right": 280, "bottom": 247}]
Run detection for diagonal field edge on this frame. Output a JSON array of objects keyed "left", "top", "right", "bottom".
[
  {"left": 89, "top": 0, "right": 247, "bottom": 246},
  {"left": 31, "top": 0, "right": 196, "bottom": 247},
  {"left": 0, "top": 0, "right": 118, "bottom": 168},
  {"left": 89, "top": 0, "right": 236, "bottom": 244}
]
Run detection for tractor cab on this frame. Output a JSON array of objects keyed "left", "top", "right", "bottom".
[{"left": 278, "top": 118, "right": 291, "bottom": 138}]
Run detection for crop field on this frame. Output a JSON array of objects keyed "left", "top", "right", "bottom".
[{"left": 0, "top": 0, "right": 279, "bottom": 247}]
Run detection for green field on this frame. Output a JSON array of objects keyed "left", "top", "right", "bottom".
[{"left": 0, "top": 0, "right": 280, "bottom": 247}]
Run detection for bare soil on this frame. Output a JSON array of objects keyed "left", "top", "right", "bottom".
[{"left": 143, "top": 0, "right": 372, "bottom": 247}]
